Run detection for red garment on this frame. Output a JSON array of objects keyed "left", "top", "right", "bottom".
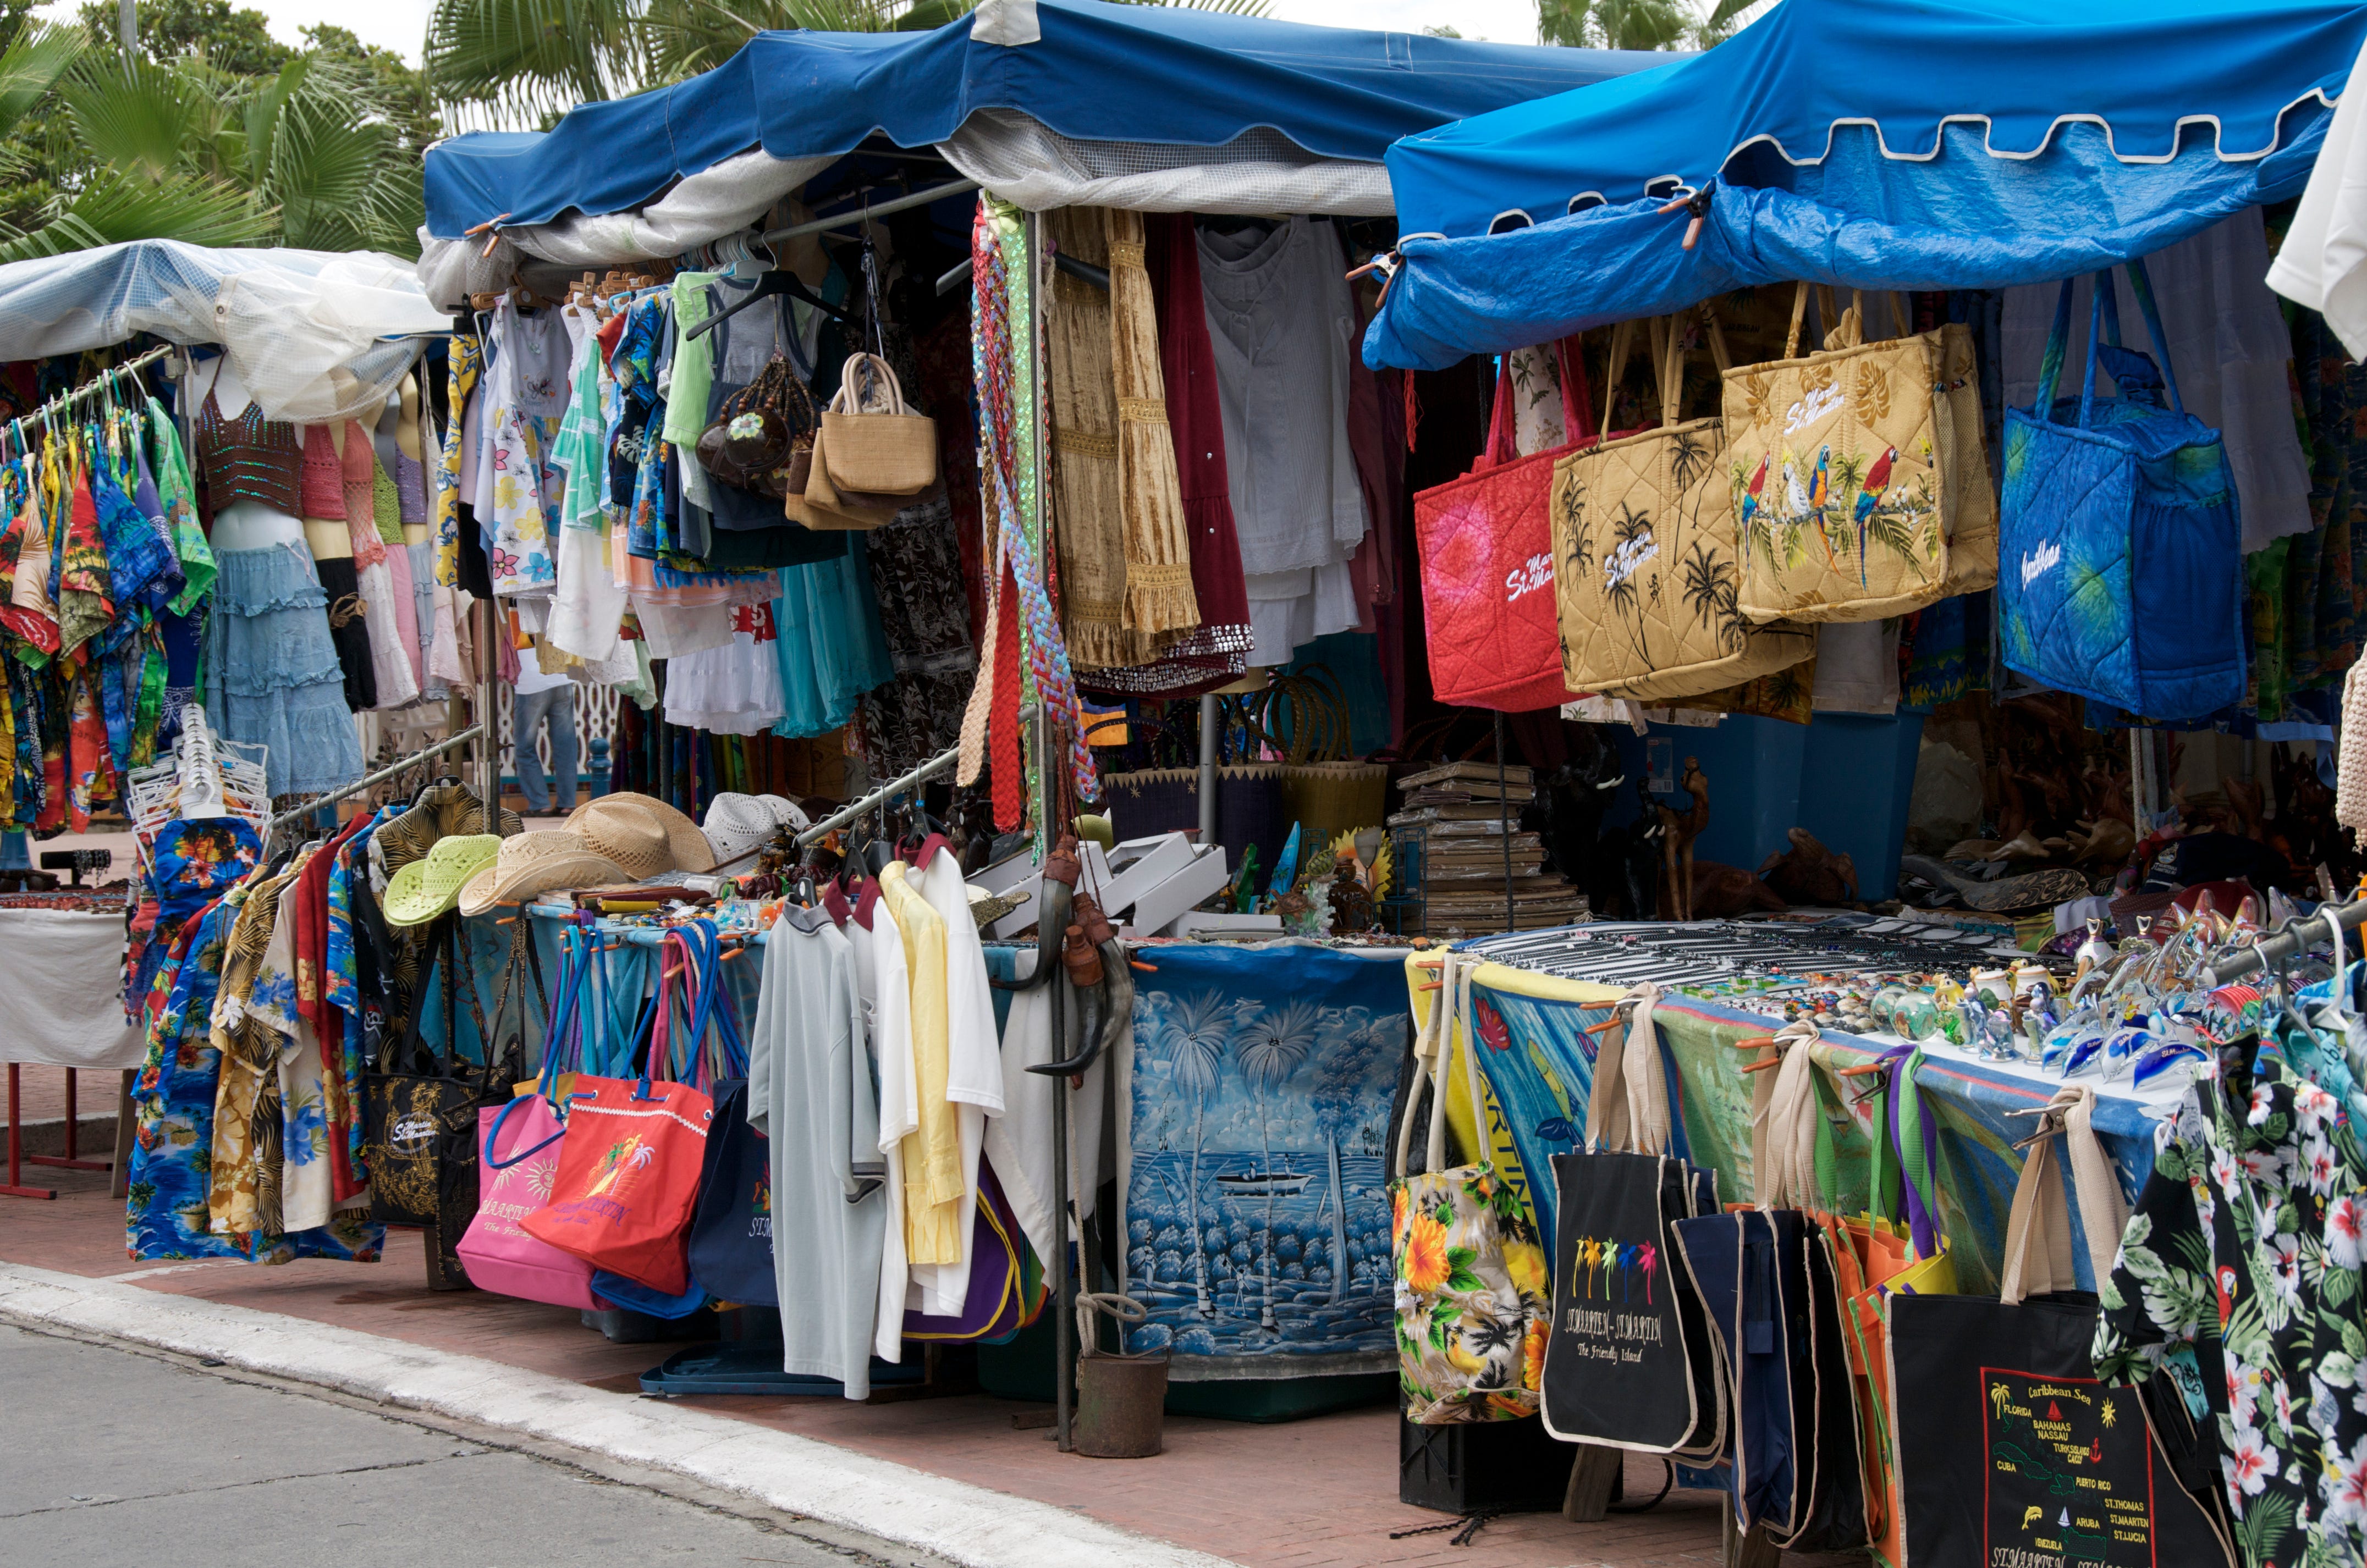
[
  {"left": 292, "top": 813, "right": 370, "bottom": 1202},
  {"left": 1084, "top": 212, "right": 1252, "bottom": 699},
  {"left": 299, "top": 423, "right": 346, "bottom": 518}
]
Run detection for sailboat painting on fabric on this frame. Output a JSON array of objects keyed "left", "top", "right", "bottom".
[{"left": 1122, "top": 946, "right": 1410, "bottom": 1362}]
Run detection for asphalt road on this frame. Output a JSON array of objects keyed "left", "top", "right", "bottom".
[{"left": 0, "top": 1322, "right": 912, "bottom": 1568}]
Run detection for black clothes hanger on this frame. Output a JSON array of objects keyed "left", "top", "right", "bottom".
[{"left": 687, "top": 270, "right": 856, "bottom": 341}]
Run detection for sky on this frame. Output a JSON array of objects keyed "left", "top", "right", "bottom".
[{"left": 39, "top": 0, "right": 1543, "bottom": 68}]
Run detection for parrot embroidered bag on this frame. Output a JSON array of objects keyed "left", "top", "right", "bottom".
[
  {"left": 1554, "top": 310, "right": 1815, "bottom": 701},
  {"left": 1389, "top": 953, "right": 1550, "bottom": 1425},
  {"left": 1725, "top": 285, "right": 1957, "bottom": 625}
]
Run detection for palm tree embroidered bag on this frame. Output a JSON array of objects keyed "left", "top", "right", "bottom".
[
  {"left": 1554, "top": 309, "right": 1815, "bottom": 701},
  {"left": 458, "top": 925, "right": 613, "bottom": 1310},
  {"left": 1725, "top": 285, "right": 1959, "bottom": 624},
  {"left": 1886, "top": 1086, "right": 2234, "bottom": 1568},
  {"left": 1412, "top": 333, "right": 1622, "bottom": 712},
  {"left": 1389, "top": 951, "right": 1551, "bottom": 1425},
  {"left": 523, "top": 927, "right": 728, "bottom": 1296},
  {"left": 1539, "top": 985, "right": 1726, "bottom": 1461},
  {"left": 1996, "top": 264, "right": 2244, "bottom": 720}
]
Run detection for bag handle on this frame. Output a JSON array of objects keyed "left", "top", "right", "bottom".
[
  {"left": 1999, "top": 1084, "right": 2128, "bottom": 1305},
  {"left": 1889, "top": 1048, "right": 1948, "bottom": 1261},
  {"left": 1598, "top": 319, "right": 1637, "bottom": 441},
  {"left": 1482, "top": 356, "right": 1520, "bottom": 468},
  {"left": 1749, "top": 1019, "right": 1823, "bottom": 1210},
  {"left": 1585, "top": 981, "right": 1671, "bottom": 1155},
  {"left": 485, "top": 919, "right": 591, "bottom": 1170},
  {"left": 830, "top": 352, "right": 908, "bottom": 418}
]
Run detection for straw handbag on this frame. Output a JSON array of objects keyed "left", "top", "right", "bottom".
[
  {"left": 784, "top": 422, "right": 902, "bottom": 531},
  {"left": 1554, "top": 310, "right": 1815, "bottom": 701},
  {"left": 819, "top": 352, "right": 937, "bottom": 495},
  {"left": 1724, "top": 286, "right": 1966, "bottom": 624}
]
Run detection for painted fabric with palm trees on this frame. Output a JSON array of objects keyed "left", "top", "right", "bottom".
[
  {"left": 1553, "top": 313, "right": 1813, "bottom": 700},
  {"left": 1722, "top": 295, "right": 1956, "bottom": 625},
  {"left": 1391, "top": 1162, "right": 1549, "bottom": 1422},
  {"left": 1121, "top": 945, "right": 1407, "bottom": 1361}
]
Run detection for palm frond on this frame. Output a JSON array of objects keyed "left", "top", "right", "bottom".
[
  {"left": 0, "top": 24, "right": 87, "bottom": 143},
  {"left": 58, "top": 55, "right": 218, "bottom": 182},
  {"left": 0, "top": 167, "right": 272, "bottom": 263},
  {"left": 426, "top": 0, "right": 648, "bottom": 122}
]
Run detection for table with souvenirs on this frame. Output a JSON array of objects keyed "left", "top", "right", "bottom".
[{"left": 1392, "top": 907, "right": 2362, "bottom": 1565}]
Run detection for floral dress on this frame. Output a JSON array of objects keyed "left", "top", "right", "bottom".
[{"left": 2094, "top": 1050, "right": 2367, "bottom": 1568}]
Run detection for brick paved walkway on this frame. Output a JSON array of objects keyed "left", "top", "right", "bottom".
[{"left": 2, "top": 1165, "right": 1786, "bottom": 1567}]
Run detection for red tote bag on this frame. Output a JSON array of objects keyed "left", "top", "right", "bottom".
[
  {"left": 1414, "top": 336, "right": 1619, "bottom": 713},
  {"left": 521, "top": 928, "right": 732, "bottom": 1295}
]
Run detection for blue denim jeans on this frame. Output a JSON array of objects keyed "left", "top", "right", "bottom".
[{"left": 513, "top": 684, "right": 578, "bottom": 813}]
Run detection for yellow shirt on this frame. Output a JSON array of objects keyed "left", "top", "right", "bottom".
[{"left": 880, "top": 862, "right": 962, "bottom": 1265}]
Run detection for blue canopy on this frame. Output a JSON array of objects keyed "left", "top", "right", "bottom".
[
  {"left": 425, "top": 0, "right": 1658, "bottom": 239},
  {"left": 1368, "top": 0, "right": 2365, "bottom": 368}
]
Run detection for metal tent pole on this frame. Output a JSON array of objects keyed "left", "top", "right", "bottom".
[
  {"left": 477, "top": 595, "right": 500, "bottom": 823},
  {"left": 1198, "top": 693, "right": 1219, "bottom": 848},
  {"left": 1497, "top": 712, "right": 1514, "bottom": 935}
]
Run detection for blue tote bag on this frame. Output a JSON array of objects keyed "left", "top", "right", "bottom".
[{"left": 1997, "top": 262, "right": 2243, "bottom": 720}]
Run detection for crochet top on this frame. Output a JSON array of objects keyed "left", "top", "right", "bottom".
[{"left": 194, "top": 391, "right": 301, "bottom": 517}]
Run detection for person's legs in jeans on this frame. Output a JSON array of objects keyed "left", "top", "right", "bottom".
[
  {"left": 547, "top": 687, "right": 579, "bottom": 813},
  {"left": 512, "top": 686, "right": 553, "bottom": 813}
]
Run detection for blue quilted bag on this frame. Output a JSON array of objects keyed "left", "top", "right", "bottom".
[{"left": 1997, "top": 262, "right": 2243, "bottom": 719}]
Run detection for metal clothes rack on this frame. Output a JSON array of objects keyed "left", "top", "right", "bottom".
[
  {"left": 262, "top": 724, "right": 488, "bottom": 844},
  {"left": 2203, "top": 896, "right": 2367, "bottom": 986},
  {"left": 2, "top": 342, "right": 179, "bottom": 456}
]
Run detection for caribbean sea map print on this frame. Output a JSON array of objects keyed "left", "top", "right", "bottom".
[{"left": 1121, "top": 946, "right": 1409, "bottom": 1361}]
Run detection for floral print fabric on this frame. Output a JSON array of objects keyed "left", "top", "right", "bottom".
[
  {"left": 2094, "top": 1051, "right": 2367, "bottom": 1568},
  {"left": 1389, "top": 1161, "right": 1550, "bottom": 1423}
]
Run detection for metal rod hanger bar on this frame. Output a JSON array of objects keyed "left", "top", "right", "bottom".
[
  {"left": 762, "top": 178, "right": 980, "bottom": 244},
  {"left": 793, "top": 705, "right": 1036, "bottom": 848},
  {"left": 2204, "top": 896, "right": 2367, "bottom": 987},
  {"left": 7, "top": 343, "right": 179, "bottom": 452},
  {"left": 263, "top": 724, "right": 487, "bottom": 839}
]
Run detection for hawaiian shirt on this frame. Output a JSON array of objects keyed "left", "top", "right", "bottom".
[{"left": 2094, "top": 1051, "right": 2367, "bottom": 1568}]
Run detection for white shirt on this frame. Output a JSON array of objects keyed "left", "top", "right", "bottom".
[
  {"left": 904, "top": 850, "right": 1008, "bottom": 1318},
  {"left": 2268, "top": 36, "right": 2367, "bottom": 358}
]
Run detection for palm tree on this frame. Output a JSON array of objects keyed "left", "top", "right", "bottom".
[
  {"left": 0, "top": 27, "right": 425, "bottom": 262},
  {"left": 1235, "top": 997, "right": 1317, "bottom": 1330},
  {"left": 1677, "top": 538, "right": 1741, "bottom": 652},
  {"left": 1537, "top": 0, "right": 1757, "bottom": 49},
  {"left": 428, "top": 0, "right": 1274, "bottom": 128},
  {"left": 1160, "top": 987, "right": 1236, "bottom": 1318}
]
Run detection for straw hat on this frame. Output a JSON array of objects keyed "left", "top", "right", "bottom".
[
  {"left": 456, "top": 829, "right": 631, "bottom": 918},
  {"left": 383, "top": 834, "right": 502, "bottom": 927},
  {"left": 703, "top": 792, "right": 781, "bottom": 870},
  {"left": 568, "top": 792, "right": 714, "bottom": 875}
]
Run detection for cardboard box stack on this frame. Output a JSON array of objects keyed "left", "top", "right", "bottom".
[{"left": 1388, "top": 761, "right": 1588, "bottom": 932}]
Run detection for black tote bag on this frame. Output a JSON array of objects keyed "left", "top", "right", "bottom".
[
  {"left": 687, "top": 1078, "right": 778, "bottom": 1306},
  {"left": 1888, "top": 1086, "right": 2233, "bottom": 1568},
  {"left": 1539, "top": 989, "right": 1724, "bottom": 1457}
]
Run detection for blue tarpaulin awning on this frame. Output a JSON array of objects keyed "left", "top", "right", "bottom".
[
  {"left": 423, "top": 0, "right": 1661, "bottom": 239},
  {"left": 1367, "top": 0, "right": 2367, "bottom": 368}
]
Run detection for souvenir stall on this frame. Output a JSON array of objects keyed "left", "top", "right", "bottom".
[
  {"left": 1344, "top": 0, "right": 2367, "bottom": 1560},
  {"left": 0, "top": 243, "right": 476, "bottom": 1200},
  {"left": 398, "top": 0, "right": 1670, "bottom": 1445}
]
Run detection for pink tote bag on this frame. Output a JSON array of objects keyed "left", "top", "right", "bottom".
[{"left": 455, "top": 1095, "right": 611, "bottom": 1310}]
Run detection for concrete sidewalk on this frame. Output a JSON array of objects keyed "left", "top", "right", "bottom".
[{"left": 1, "top": 1163, "right": 1757, "bottom": 1568}]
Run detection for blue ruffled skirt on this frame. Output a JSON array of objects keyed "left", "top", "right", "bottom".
[{"left": 203, "top": 544, "right": 367, "bottom": 799}]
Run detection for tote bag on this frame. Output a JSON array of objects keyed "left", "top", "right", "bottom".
[
  {"left": 458, "top": 921, "right": 613, "bottom": 1311},
  {"left": 1555, "top": 311, "right": 1816, "bottom": 701},
  {"left": 902, "top": 1164, "right": 1044, "bottom": 1344},
  {"left": 1389, "top": 951, "right": 1550, "bottom": 1425},
  {"left": 1888, "top": 1085, "right": 2233, "bottom": 1568},
  {"left": 1415, "top": 335, "right": 1616, "bottom": 712},
  {"left": 686, "top": 1076, "right": 778, "bottom": 1307},
  {"left": 1539, "top": 984, "right": 1723, "bottom": 1456},
  {"left": 1725, "top": 285, "right": 1955, "bottom": 625},
  {"left": 524, "top": 924, "right": 742, "bottom": 1295},
  {"left": 1996, "top": 262, "right": 2244, "bottom": 719}
]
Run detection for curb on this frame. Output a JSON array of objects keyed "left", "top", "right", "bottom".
[{"left": 0, "top": 1262, "right": 1240, "bottom": 1568}]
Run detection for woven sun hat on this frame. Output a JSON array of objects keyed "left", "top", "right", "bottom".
[
  {"left": 456, "top": 829, "right": 630, "bottom": 918},
  {"left": 383, "top": 834, "right": 502, "bottom": 927},
  {"left": 569, "top": 792, "right": 714, "bottom": 875},
  {"left": 756, "top": 793, "right": 812, "bottom": 834},
  {"left": 703, "top": 792, "right": 781, "bottom": 870},
  {"left": 566, "top": 798, "right": 678, "bottom": 879}
]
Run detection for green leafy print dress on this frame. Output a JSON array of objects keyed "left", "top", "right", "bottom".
[
  {"left": 1390, "top": 1163, "right": 1551, "bottom": 1424},
  {"left": 2093, "top": 1053, "right": 2367, "bottom": 1568}
]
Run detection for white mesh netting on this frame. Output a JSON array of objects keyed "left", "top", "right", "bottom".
[
  {"left": 0, "top": 241, "right": 450, "bottom": 423},
  {"left": 935, "top": 109, "right": 1395, "bottom": 216}
]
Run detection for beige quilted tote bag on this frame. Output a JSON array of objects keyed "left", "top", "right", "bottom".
[
  {"left": 1554, "top": 310, "right": 1815, "bottom": 702},
  {"left": 1725, "top": 286, "right": 1955, "bottom": 624}
]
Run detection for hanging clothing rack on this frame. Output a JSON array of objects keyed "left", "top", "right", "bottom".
[
  {"left": 793, "top": 704, "right": 1037, "bottom": 849},
  {"left": 4, "top": 342, "right": 181, "bottom": 456},
  {"left": 261, "top": 724, "right": 490, "bottom": 843}
]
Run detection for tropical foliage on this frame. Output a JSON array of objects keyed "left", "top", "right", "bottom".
[
  {"left": 1537, "top": 0, "right": 1758, "bottom": 51},
  {"left": 0, "top": 2, "right": 435, "bottom": 261}
]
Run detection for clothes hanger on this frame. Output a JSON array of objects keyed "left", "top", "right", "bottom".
[{"left": 686, "top": 259, "right": 856, "bottom": 340}]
